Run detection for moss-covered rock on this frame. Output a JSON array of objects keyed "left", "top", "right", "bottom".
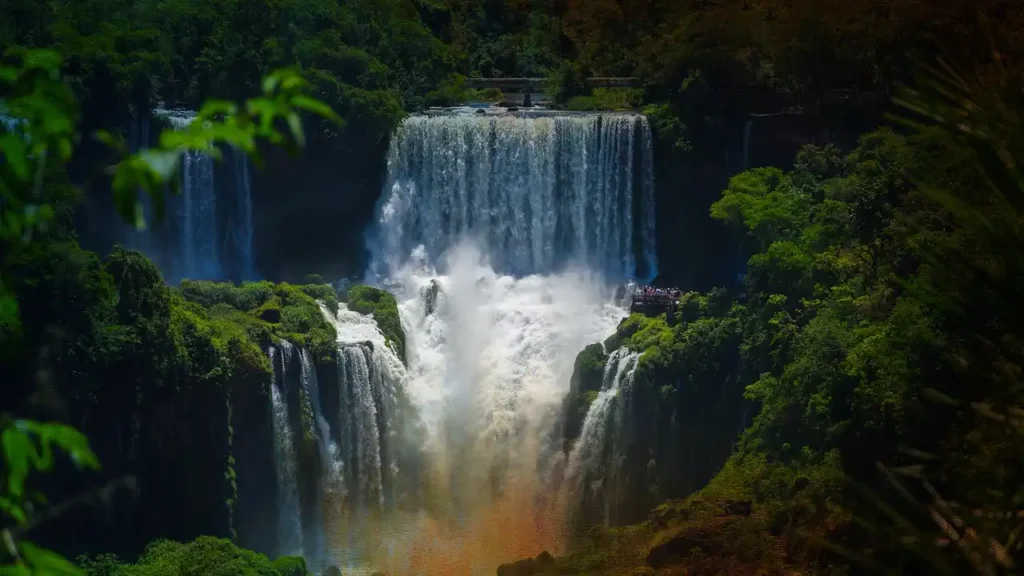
[
  {"left": 561, "top": 343, "right": 608, "bottom": 443},
  {"left": 178, "top": 280, "right": 338, "bottom": 365},
  {"left": 346, "top": 285, "right": 406, "bottom": 364}
]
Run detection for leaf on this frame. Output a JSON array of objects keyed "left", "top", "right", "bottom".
[
  {"left": 137, "top": 149, "right": 181, "bottom": 183},
  {"left": 20, "top": 543, "right": 84, "bottom": 576},
  {"left": 0, "top": 564, "right": 32, "bottom": 576},
  {"left": 22, "top": 49, "right": 62, "bottom": 72},
  {"left": 2, "top": 427, "right": 30, "bottom": 497},
  {"left": 286, "top": 112, "right": 304, "bottom": 148},
  {"left": 291, "top": 96, "right": 344, "bottom": 125},
  {"left": 1, "top": 133, "right": 30, "bottom": 181}
]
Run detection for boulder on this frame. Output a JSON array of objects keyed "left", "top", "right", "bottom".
[
  {"left": 495, "top": 551, "right": 555, "bottom": 576},
  {"left": 646, "top": 517, "right": 738, "bottom": 568},
  {"left": 721, "top": 499, "right": 752, "bottom": 517}
]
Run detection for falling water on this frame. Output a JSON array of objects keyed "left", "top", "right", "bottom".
[
  {"left": 563, "top": 348, "right": 640, "bottom": 527},
  {"left": 743, "top": 118, "right": 754, "bottom": 170},
  {"left": 269, "top": 344, "right": 303, "bottom": 557},
  {"left": 230, "top": 150, "right": 256, "bottom": 281},
  {"left": 371, "top": 112, "right": 658, "bottom": 280},
  {"left": 337, "top": 344, "right": 386, "bottom": 508},
  {"left": 135, "top": 109, "right": 255, "bottom": 283},
  {"left": 158, "top": 110, "right": 221, "bottom": 281}
]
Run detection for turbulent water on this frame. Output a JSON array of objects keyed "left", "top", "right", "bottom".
[
  {"left": 371, "top": 112, "right": 658, "bottom": 281},
  {"left": 254, "top": 110, "right": 658, "bottom": 574}
]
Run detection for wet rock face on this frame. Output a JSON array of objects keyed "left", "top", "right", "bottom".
[
  {"left": 496, "top": 551, "right": 555, "bottom": 576},
  {"left": 645, "top": 517, "right": 740, "bottom": 568}
]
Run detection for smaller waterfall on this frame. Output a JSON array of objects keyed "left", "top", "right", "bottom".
[
  {"left": 299, "top": 348, "right": 345, "bottom": 569},
  {"left": 231, "top": 150, "right": 255, "bottom": 281},
  {"left": 564, "top": 348, "right": 640, "bottom": 525},
  {"left": 269, "top": 344, "right": 303, "bottom": 557},
  {"left": 131, "top": 109, "right": 256, "bottom": 283},
  {"left": 338, "top": 344, "right": 386, "bottom": 508},
  {"left": 743, "top": 119, "right": 754, "bottom": 170}
]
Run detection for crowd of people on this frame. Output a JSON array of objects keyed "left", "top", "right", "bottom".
[{"left": 631, "top": 285, "right": 682, "bottom": 305}]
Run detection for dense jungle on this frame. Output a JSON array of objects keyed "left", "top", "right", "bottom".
[{"left": 2, "top": 1, "right": 1023, "bottom": 575}]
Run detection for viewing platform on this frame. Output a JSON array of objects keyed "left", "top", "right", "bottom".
[
  {"left": 463, "top": 77, "right": 641, "bottom": 105},
  {"left": 629, "top": 286, "right": 682, "bottom": 315}
]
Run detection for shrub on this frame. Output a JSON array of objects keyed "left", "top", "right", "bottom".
[
  {"left": 346, "top": 285, "right": 406, "bottom": 364},
  {"left": 119, "top": 536, "right": 279, "bottom": 576},
  {"left": 272, "top": 555, "right": 308, "bottom": 576}
]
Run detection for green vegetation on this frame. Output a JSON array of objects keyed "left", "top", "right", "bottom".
[
  {"left": 79, "top": 537, "right": 307, "bottom": 576},
  {"left": 179, "top": 280, "right": 338, "bottom": 364},
  {"left": 552, "top": 54, "right": 1024, "bottom": 573},
  {"left": 561, "top": 343, "right": 608, "bottom": 442},
  {"left": 346, "top": 285, "right": 406, "bottom": 364},
  {"left": 0, "top": 42, "right": 337, "bottom": 573},
  {"left": 566, "top": 88, "right": 642, "bottom": 111}
]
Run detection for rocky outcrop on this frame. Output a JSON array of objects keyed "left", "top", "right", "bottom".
[
  {"left": 560, "top": 291, "right": 751, "bottom": 528},
  {"left": 496, "top": 551, "right": 556, "bottom": 576}
]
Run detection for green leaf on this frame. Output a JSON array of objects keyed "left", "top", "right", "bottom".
[
  {"left": 0, "top": 564, "right": 32, "bottom": 576},
  {"left": 286, "top": 112, "right": 304, "bottom": 148},
  {"left": 22, "top": 49, "right": 62, "bottom": 72},
  {"left": 1, "top": 133, "right": 30, "bottom": 181},
  {"left": 291, "top": 96, "right": 344, "bottom": 125},
  {"left": 2, "top": 427, "right": 30, "bottom": 497},
  {"left": 20, "top": 543, "right": 84, "bottom": 576}
]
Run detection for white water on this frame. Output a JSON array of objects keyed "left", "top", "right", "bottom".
[
  {"left": 563, "top": 347, "right": 640, "bottom": 525},
  {"left": 269, "top": 344, "right": 303, "bottom": 557},
  {"left": 298, "top": 111, "right": 658, "bottom": 574},
  {"left": 371, "top": 113, "right": 658, "bottom": 281}
]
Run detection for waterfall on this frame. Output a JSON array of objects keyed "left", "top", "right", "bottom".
[
  {"left": 321, "top": 303, "right": 406, "bottom": 510},
  {"left": 371, "top": 112, "right": 658, "bottom": 280},
  {"left": 269, "top": 344, "right": 303, "bottom": 557},
  {"left": 337, "top": 344, "right": 386, "bottom": 508},
  {"left": 743, "top": 118, "right": 754, "bottom": 170},
  {"left": 134, "top": 109, "right": 255, "bottom": 283},
  {"left": 231, "top": 150, "right": 256, "bottom": 281},
  {"left": 563, "top": 348, "right": 640, "bottom": 527},
  {"left": 298, "top": 347, "right": 344, "bottom": 569}
]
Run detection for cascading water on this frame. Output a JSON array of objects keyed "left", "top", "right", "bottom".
[
  {"left": 159, "top": 110, "right": 221, "bottom": 281},
  {"left": 371, "top": 112, "right": 658, "bottom": 282},
  {"left": 293, "top": 109, "right": 658, "bottom": 574},
  {"left": 230, "top": 150, "right": 256, "bottom": 281},
  {"left": 563, "top": 348, "right": 640, "bottom": 528},
  {"left": 269, "top": 344, "right": 303, "bottom": 557},
  {"left": 125, "top": 109, "right": 255, "bottom": 283}
]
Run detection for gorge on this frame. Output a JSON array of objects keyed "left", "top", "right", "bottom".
[{"left": 62, "top": 108, "right": 676, "bottom": 575}]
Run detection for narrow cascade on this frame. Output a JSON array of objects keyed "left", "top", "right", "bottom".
[
  {"left": 269, "top": 344, "right": 303, "bottom": 557},
  {"left": 318, "top": 302, "right": 411, "bottom": 571},
  {"left": 128, "top": 109, "right": 255, "bottom": 283},
  {"left": 338, "top": 344, "right": 386, "bottom": 508},
  {"left": 563, "top": 348, "right": 640, "bottom": 528},
  {"left": 372, "top": 112, "right": 658, "bottom": 281},
  {"left": 297, "top": 348, "right": 337, "bottom": 568},
  {"left": 161, "top": 110, "right": 220, "bottom": 281},
  {"left": 230, "top": 150, "right": 256, "bottom": 281}
]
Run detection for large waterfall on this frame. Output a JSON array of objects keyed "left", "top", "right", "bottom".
[
  {"left": 323, "top": 110, "right": 654, "bottom": 574},
  {"left": 249, "top": 110, "right": 658, "bottom": 574},
  {"left": 371, "top": 112, "right": 658, "bottom": 281},
  {"left": 125, "top": 109, "right": 255, "bottom": 283}
]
